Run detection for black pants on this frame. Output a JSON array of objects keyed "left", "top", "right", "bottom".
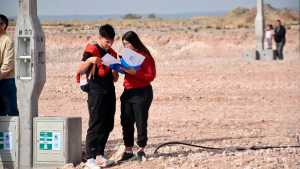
[
  {"left": 85, "top": 89, "right": 116, "bottom": 159},
  {"left": 275, "top": 40, "right": 285, "bottom": 60},
  {"left": 0, "top": 78, "right": 18, "bottom": 116},
  {"left": 120, "top": 85, "right": 153, "bottom": 148}
]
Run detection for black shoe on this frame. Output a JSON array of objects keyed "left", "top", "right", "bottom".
[
  {"left": 118, "top": 152, "right": 134, "bottom": 162},
  {"left": 136, "top": 151, "right": 146, "bottom": 161}
]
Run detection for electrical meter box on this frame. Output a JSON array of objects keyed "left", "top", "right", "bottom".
[
  {"left": 0, "top": 117, "right": 19, "bottom": 169},
  {"left": 33, "top": 117, "right": 82, "bottom": 168},
  {"left": 16, "top": 37, "right": 32, "bottom": 80}
]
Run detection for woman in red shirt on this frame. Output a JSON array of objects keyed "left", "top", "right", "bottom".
[{"left": 119, "top": 31, "right": 156, "bottom": 162}]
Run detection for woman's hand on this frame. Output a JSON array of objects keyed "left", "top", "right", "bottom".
[
  {"left": 88, "top": 56, "right": 102, "bottom": 64},
  {"left": 121, "top": 67, "right": 136, "bottom": 75}
]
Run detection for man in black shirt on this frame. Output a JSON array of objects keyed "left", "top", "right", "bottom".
[
  {"left": 77, "top": 24, "right": 118, "bottom": 169},
  {"left": 274, "top": 19, "right": 286, "bottom": 60}
]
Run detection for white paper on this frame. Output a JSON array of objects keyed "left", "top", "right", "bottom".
[
  {"left": 4, "top": 132, "right": 12, "bottom": 150},
  {"left": 102, "top": 53, "right": 120, "bottom": 66},
  {"left": 121, "top": 48, "right": 145, "bottom": 67},
  {"left": 52, "top": 132, "right": 61, "bottom": 151},
  {"left": 79, "top": 76, "right": 87, "bottom": 85}
]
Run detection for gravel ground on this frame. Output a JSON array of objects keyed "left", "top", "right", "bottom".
[{"left": 31, "top": 27, "right": 300, "bottom": 169}]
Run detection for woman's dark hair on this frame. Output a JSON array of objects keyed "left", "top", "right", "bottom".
[
  {"left": 267, "top": 24, "right": 273, "bottom": 29},
  {"left": 122, "top": 31, "right": 151, "bottom": 56},
  {"left": 99, "top": 24, "right": 115, "bottom": 39},
  {"left": 0, "top": 14, "right": 9, "bottom": 30}
]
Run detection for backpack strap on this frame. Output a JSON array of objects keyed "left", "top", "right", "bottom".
[
  {"left": 94, "top": 44, "right": 112, "bottom": 77},
  {"left": 76, "top": 42, "right": 100, "bottom": 83}
]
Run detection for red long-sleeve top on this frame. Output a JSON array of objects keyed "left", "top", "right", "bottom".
[{"left": 124, "top": 51, "right": 156, "bottom": 89}]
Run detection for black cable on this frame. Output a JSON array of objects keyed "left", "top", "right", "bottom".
[{"left": 153, "top": 141, "right": 300, "bottom": 154}]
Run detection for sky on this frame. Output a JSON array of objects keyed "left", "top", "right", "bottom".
[{"left": 0, "top": 0, "right": 299, "bottom": 17}]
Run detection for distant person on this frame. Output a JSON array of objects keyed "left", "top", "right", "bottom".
[
  {"left": 265, "top": 24, "right": 274, "bottom": 49},
  {"left": 76, "top": 24, "right": 119, "bottom": 169},
  {"left": 118, "top": 31, "right": 156, "bottom": 162},
  {"left": 274, "top": 19, "right": 286, "bottom": 60},
  {"left": 0, "top": 14, "right": 18, "bottom": 116}
]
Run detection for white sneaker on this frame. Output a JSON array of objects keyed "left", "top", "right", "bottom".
[
  {"left": 96, "top": 155, "right": 115, "bottom": 167},
  {"left": 85, "top": 158, "right": 101, "bottom": 169}
]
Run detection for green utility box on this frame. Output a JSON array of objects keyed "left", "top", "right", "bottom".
[
  {"left": 0, "top": 117, "right": 19, "bottom": 169},
  {"left": 33, "top": 117, "right": 82, "bottom": 168}
]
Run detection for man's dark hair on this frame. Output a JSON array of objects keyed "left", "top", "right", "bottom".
[
  {"left": 99, "top": 24, "right": 115, "bottom": 39},
  {"left": 0, "top": 14, "right": 9, "bottom": 30}
]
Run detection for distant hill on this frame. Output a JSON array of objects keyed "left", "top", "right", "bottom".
[
  {"left": 191, "top": 4, "right": 299, "bottom": 29},
  {"left": 223, "top": 4, "right": 299, "bottom": 28}
]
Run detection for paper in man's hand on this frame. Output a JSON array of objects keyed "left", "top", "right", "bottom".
[{"left": 102, "top": 53, "right": 120, "bottom": 67}]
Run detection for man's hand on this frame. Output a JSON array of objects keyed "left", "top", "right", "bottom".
[
  {"left": 77, "top": 56, "right": 101, "bottom": 75},
  {"left": 112, "top": 71, "right": 119, "bottom": 82},
  {"left": 87, "top": 57, "right": 102, "bottom": 64}
]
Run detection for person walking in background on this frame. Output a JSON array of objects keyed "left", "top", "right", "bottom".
[
  {"left": 274, "top": 19, "right": 286, "bottom": 60},
  {"left": 118, "top": 31, "right": 156, "bottom": 162},
  {"left": 265, "top": 24, "right": 274, "bottom": 50},
  {"left": 0, "top": 14, "right": 18, "bottom": 116},
  {"left": 76, "top": 24, "right": 118, "bottom": 169}
]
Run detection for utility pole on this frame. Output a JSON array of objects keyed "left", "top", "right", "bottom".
[
  {"left": 255, "top": 0, "right": 265, "bottom": 52},
  {"left": 15, "top": 0, "right": 46, "bottom": 168}
]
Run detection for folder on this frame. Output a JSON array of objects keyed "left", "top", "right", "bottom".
[{"left": 102, "top": 48, "right": 145, "bottom": 73}]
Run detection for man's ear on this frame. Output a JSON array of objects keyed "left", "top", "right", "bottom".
[{"left": 0, "top": 25, "right": 4, "bottom": 32}]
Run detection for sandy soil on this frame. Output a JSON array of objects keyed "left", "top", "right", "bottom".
[{"left": 29, "top": 26, "right": 300, "bottom": 169}]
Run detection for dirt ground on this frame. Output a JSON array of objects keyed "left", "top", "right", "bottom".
[{"left": 31, "top": 26, "right": 300, "bottom": 169}]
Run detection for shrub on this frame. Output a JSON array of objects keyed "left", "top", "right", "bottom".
[
  {"left": 123, "top": 13, "right": 142, "bottom": 20},
  {"left": 147, "top": 13, "right": 157, "bottom": 19}
]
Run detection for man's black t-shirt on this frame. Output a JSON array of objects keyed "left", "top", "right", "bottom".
[
  {"left": 81, "top": 44, "right": 114, "bottom": 93},
  {"left": 274, "top": 25, "right": 286, "bottom": 43}
]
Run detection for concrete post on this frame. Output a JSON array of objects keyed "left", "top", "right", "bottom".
[
  {"left": 15, "top": 0, "right": 46, "bottom": 168},
  {"left": 255, "top": 0, "right": 265, "bottom": 52}
]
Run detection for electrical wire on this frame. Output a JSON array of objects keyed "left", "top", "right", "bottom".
[{"left": 154, "top": 141, "right": 300, "bottom": 154}]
